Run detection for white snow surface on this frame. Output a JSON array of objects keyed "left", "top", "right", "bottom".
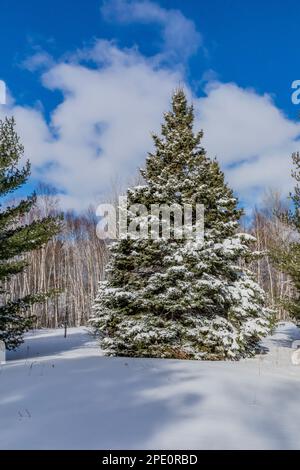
[{"left": 1, "top": 323, "right": 300, "bottom": 450}]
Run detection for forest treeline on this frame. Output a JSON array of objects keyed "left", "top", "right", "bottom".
[{"left": 1, "top": 185, "right": 295, "bottom": 329}]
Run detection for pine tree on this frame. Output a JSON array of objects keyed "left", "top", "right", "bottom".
[
  {"left": 92, "top": 90, "right": 273, "bottom": 360},
  {"left": 271, "top": 152, "right": 300, "bottom": 321},
  {"left": 0, "top": 117, "right": 61, "bottom": 349}
]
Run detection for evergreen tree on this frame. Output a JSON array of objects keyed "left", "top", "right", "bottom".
[
  {"left": 92, "top": 90, "right": 273, "bottom": 360},
  {"left": 272, "top": 152, "right": 300, "bottom": 321},
  {"left": 0, "top": 117, "right": 61, "bottom": 349}
]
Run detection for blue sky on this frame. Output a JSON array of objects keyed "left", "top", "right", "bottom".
[{"left": 1, "top": 0, "right": 300, "bottom": 210}]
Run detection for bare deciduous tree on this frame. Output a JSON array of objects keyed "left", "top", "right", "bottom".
[{"left": 3, "top": 187, "right": 108, "bottom": 328}]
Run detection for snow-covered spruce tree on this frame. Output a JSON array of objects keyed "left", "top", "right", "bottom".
[{"left": 92, "top": 90, "right": 273, "bottom": 360}]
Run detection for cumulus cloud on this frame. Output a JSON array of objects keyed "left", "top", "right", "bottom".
[
  {"left": 1, "top": 41, "right": 183, "bottom": 210},
  {"left": 0, "top": 80, "right": 6, "bottom": 104},
  {"left": 22, "top": 51, "right": 54, "bottom": 72},
  {"left": 101, "top": 0, "right": 202, "bottom": 63},
  {"left": 196, "top": 82, "right": 300, "bottom": 204}
]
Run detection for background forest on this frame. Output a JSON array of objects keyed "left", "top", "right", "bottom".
[{"left": 1, "top": 180, "right": 296, "bottom": 329}]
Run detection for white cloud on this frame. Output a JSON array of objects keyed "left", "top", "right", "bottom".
[
  {"left": 22, "top": 51, "right": 54, "bottom": 72},
  {"left": 195, "top": 82, "right": 300, "bottom": 204},
  {"left": 1, "top": 41, "right": 183, "bottom": 210},
  {"left": 0, "top": 80, "right": 6, "bottom": 104},
  {"left": 101, "top": 0, "right": 202, "bottom": 63}
]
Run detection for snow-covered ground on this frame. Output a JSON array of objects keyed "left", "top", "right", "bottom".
[{"left": 1, "top": 323, "right": 300, "bottom": 450}]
